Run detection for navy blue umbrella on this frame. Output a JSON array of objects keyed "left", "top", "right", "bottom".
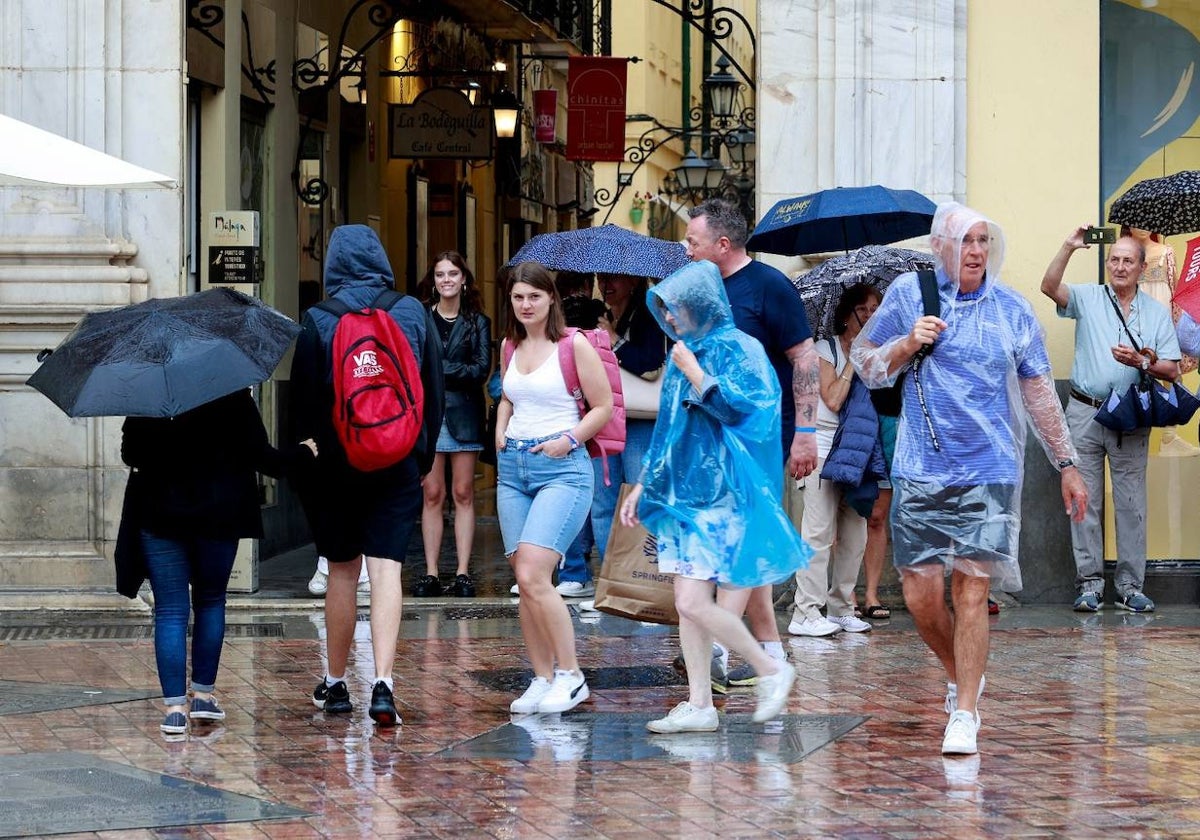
[
  {"left": 27, "top": 287, "right": 300, "bottom": 418},
  {"left": 748, "top": 185, "right": 937, "bottom": 256},
  {"left": 506, "top": 224, "right": 689, "bottom": 279}
]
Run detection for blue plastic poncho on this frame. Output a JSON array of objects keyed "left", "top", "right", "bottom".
[{"left": 636, "top": 260, "right": 812, "bottom": 588}]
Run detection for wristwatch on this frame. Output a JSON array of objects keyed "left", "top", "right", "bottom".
[
  {"left": 1057, "top": 458, "right": 1075, "bottom": 470},
  {"left": 1140, "top": 356, "right": 1150, "bottom": 371}
]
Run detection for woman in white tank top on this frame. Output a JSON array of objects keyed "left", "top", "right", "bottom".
[{"left": 495, "top": 262, "right": 613, "bottom": 715}]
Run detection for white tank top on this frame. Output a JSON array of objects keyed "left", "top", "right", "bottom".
[{"left": 503, "top": 343, "right": 581, "bottom": 439}]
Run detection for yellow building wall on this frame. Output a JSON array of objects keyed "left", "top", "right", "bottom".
[{"left": 969, "top": 0, "right": 1200, "bottom": 561}]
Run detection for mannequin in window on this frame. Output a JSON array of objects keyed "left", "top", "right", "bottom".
[{"left": 1124, "top": 226, "right": 1198, "bottom": 456}]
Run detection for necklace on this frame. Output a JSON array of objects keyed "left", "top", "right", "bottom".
[{"left": 434, "top": 304, "right": 459, "bottom": 322}]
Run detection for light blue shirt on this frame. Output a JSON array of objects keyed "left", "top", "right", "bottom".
[
  {"left": 1178, "top": 312, "right": 1200, "bottom": 357},
  {"left": 1057, "top": 284, "right": 1181, "bottom": 401}
]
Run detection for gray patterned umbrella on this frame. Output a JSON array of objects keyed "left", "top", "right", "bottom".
[
  {"left": 793, "top": 245, "right": 934, "bottom": 340},
  {"left": 506, "top": 224, "right": 688, "bottom": 279},
  {"left": 1108, "top": 170, "right": 1200, "bottom": 237}
]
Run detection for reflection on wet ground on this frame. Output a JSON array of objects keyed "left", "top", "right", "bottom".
[{"left": 2, "top": 605, "right": 1200, "bottom": 836}]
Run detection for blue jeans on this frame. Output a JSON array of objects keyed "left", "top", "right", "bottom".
[
  {"left": 562, "top": 419, "right": 656, "bottom": 584},
  {"left": 559, "top": 514, "right": 595, "bottom": 584},
  {"left": 496, "top": 440, "right": 594, "bottom": 558},
  {"left": 142, "top": 531, "right": 238, "bottom": 704}
]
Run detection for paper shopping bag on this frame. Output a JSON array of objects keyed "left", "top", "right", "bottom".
[{"left": 593, "top": 484, "right": 679, "bottom": 625}]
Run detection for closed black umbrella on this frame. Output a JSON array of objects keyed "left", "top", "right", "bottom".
[
  {"left": 27, "top": 287, "right": 300, "bottom": 418},
  {"left": 1108, "top": 170, "right": 1200, "bottom": 237}
]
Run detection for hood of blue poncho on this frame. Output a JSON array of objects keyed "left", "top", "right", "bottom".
[
  {"left": 646, "top": 260, "right": 732, "bottom": 345},
  {"left": 324, "top": 224, "right": 394, "bottom": 298}
]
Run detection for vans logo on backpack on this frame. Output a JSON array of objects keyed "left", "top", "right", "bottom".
[{"left": 352, "top": 349, "right": 384, "bottom": 378}]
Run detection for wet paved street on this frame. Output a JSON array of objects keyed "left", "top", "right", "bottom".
[{"left": 1, "top": 599, "right": 1200, "bottom": 838}]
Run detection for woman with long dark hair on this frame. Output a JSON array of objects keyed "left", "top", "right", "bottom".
[
  {"left": 497, "top": 262, "right": 612, "bottom": 714},
  {"left": 413, "top": 251, "right": 492, "bottom": 598}
]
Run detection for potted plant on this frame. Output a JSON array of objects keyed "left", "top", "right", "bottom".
[{"left": 629, "top": 191, "right": 647, "bottom": 225}]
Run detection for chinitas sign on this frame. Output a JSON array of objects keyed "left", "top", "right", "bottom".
[
  {"left": 389, "top": 87, "right": 493, "bottom": 160},
  {"left": 207, "top": 211, "right": 260, "bottom": 284}
]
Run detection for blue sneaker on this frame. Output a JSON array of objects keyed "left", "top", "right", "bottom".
[
  {"left": 1116, "top": 591, "right": 1155, "bottom": 613},
  {"left": 160, "top": 711, "right": 187, "bottom": 734},
  {"left": 189, "top": 696, "right": 225, "bottom": 721},
  {"left": 1073, "top": 592, "right": 1101, "bottom": 612}
]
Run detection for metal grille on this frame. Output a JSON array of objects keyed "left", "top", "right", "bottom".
[{"left": 0, "top": 623, "right": 284, "bottom": 641}]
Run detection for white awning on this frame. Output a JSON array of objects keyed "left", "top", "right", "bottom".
[{"left": 0, "top": 114, "right": 176, "bottom": 189}]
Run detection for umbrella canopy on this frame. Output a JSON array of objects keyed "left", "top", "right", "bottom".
[
  {"left": 792, "top": 245, "right": 934, "bottom": 340},
  {"left": 1108, "top": 170, "right": 1200, "bottom": 237},
  {"left": 27, "top": 288, "right": 299, "bottom": 418},
  {"left": 506, "top": 224, "right": 689, "bottom": 279},
  {"left": 748, "top": 185, "right": 936, "bottom": 256},
  {"left": 0, "top": 114, "right": 176, "bottom": 188}
]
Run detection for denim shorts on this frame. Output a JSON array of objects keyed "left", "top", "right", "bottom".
[
  {"left": 436, "top": 418, "right": 484, "bottom": 454},
  {"left": 496, "top": 434, "right": 594, "bottom": 559}
]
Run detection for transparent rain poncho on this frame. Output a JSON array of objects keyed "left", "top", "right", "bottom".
[
  {"left": 636, "top": 261, "right": 812, "bottom": 588},
  {"left": 850, "top": 203, "right": 1077, "bottom": 591}
]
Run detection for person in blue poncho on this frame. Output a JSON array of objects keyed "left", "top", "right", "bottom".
[{"left": 619, "top": 260, "right": 812, "bottom": 734}]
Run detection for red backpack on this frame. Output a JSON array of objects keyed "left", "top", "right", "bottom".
[
  {"left": 503, "top": 327, "right": 626, "bottom": 484},
  {"left": 318, "top": 289, "right": 424, "bottom": 471}
]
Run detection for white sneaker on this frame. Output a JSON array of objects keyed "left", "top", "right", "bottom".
[
  {"left": 942, "top": 710, "right": 979, "bottom": 755},
  {"left": 536, "top": 669, "right": 590, "bottom": 713},
  {"left": 555, "top": 580, "right": 596, "bottom": 598},
  {"left": 828, "top": 614, "right": 872, "bottom": 633},
  {"left": 307, "top": 570, "right": 328, "bottom": 596},
  {"left": 646, "top": 701, "right": 719, "bottom": 734},
  {"left": 787, "top": 615, "right": 843, "bottom": 637},
  {"left": 577, "top": 599, "right": 600, "bottom": 612},
  {"left": 509, "top": 583, "right": 520, "bottom": 596},
  {"left": 752, "top": 664, "right": 796, "bottom": 723},
  {"left": 510, "top": 676, "right": 553, "bottom": 714},
  {"left": 945, "top": 674, "right": 986, "bottom": 716}
]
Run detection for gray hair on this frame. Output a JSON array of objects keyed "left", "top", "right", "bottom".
[{"left": 688, "top": 198, "right": 748, "bottom": 249}]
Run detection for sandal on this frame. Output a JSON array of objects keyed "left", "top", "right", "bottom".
[{"left": 862, "top": 604, "right": 891, "bottom": 620}]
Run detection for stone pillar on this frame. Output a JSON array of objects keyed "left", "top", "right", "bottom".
[
  {"left": 756, "top": 0, "right": 967, "bottom": 274},
  {"left": 0, "top": 1, "right": 184, "bottom": 602}
]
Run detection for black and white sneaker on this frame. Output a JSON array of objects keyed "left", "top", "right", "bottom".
[
  {"left": 536, "top": 669, "right": 590, "bottom": 713},
  {"left": 312, "top": 679, "right": 352, "bottom": 714},
  {"left": 368, "top": 681, "right": 400, "bottom": 727}
]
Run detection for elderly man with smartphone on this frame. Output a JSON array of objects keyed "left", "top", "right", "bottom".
[{"left": 1041, "top": 227, "right": 1181, "bottom": 614}]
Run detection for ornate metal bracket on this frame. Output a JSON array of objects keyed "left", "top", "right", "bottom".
[{"left": 185, "top": 1, "right": 276, "bottom": 103}]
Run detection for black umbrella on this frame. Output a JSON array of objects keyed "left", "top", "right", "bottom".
[
  {"left": 1108, "top": 170, "right": 1200, "bottom": 237},
  {"left": 792, "top": 245, "right": 934, "bottom": 340},
  {"left": 27, "top": 287, "right": 300, "bottom": 418}
]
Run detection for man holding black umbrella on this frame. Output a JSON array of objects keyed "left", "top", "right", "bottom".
[
  {"left": 1041, "top": 228, "right": 1180, "bottom": 614},
  {"left": 685, "top": 198, "right": 821, "bottom": 682}
]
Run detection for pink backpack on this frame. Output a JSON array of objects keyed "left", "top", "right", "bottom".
[{"left": 503, "top": 327, "right": 626, "bottom": 484}]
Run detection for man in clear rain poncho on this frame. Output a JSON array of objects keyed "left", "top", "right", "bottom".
[
  {"left": 851, "top": 202, "right": 1088, "bottom": 757},
  {"left": 620, "top": 260, "right": 811, "bottom": 734}
]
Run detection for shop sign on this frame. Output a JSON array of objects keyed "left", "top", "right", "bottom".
[
  {"left": 534, "top": 89, "right": 558, "bottom": 143},
  {"left": 207, "top": 211, "right": 260, "bottom": 284},
  {"left": 566, "top": 56, "right": 627, "bottom": 161},
  {"left": 389, "top": 87, "right": 493, "bottom": 160}
]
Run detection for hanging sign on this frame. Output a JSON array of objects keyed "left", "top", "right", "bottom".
[
  {"left": 389, "top": 87, "right": 493, "bottom": 160},
  {"left": 207, "top": 211, "right": 260, "bottom": 284},
  {"left": 533, "top": 89, "right": 558, "bottom": 143},
  {"left": 566, "top": 57, "right": 627, "bottom": 161}
]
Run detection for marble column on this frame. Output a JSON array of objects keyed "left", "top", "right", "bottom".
[{"left": 0, "top": 0, "right": 184, "bottom": 600}]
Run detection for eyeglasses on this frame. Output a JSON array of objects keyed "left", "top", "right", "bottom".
[{"left": 961, "top": 235, "right": 991, "bottom": 248}]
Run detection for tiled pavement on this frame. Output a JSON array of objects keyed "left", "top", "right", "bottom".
[{"left": 2, "top": 602, "right": 1200, "bottom": 838}]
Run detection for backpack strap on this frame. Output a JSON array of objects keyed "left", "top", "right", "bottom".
[
  {"left": 369, "top": 289, "right": 404, "bottom": 312},
  {"left": 315, "top": 297, "right": 352, "bottom": 318},
  {"left": 917, "top": 269, "right": 940, "bottom": 319},
  {"left": 913, "top": 270, "right": 940, "bottom": 362},
  {"left": 557, "top": 327, "right": 587, "bottom": 410}
]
